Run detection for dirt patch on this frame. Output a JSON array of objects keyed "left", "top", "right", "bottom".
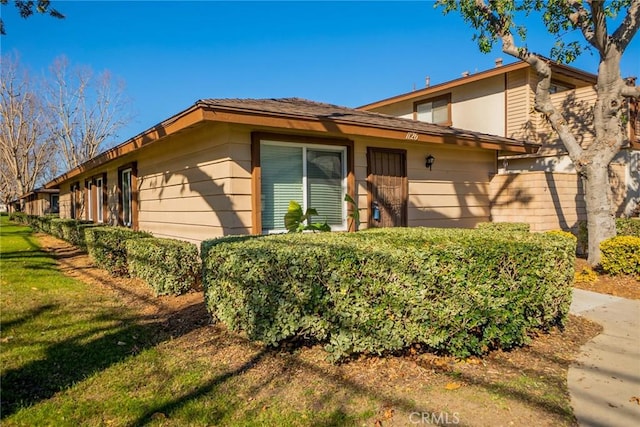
[
  {"left": 573, "top": 258, "right": 640, "bottom": 300},
  {"left": 36, "top": 233, "right": 606, "bottom": 426},
  {"left": 36, "top": 233, "right": 208, "bottom": 332}
]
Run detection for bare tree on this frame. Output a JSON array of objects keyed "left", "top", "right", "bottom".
[
  {"left": 0, "top": 54, "right": 56, "bottom": 208},
  {"left": 439, "top": 0, "right": 640, "bottom": 265},
  {"left": 45, "top": 55, "right": 131, "bottom": 170}
]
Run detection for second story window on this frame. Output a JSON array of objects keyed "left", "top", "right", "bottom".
[{"left": 414, "top": 94, "right": 451, "bottom": 125}]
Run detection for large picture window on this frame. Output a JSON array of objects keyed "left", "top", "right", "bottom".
[
  {"left": 414, "top": 94, "right": 451, "bottom": 125},
  {"left": 260, "top": 141, "right": 347, "bottom": 233}
]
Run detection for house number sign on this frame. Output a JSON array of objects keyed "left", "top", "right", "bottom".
[{"left": 405, "top": 132, "right": 419, "bottom": 140}]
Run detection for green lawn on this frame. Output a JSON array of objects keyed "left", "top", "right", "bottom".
[
  {"left": 0, "top": 216, "right": 371, "bottom": 426},
  {"left": 1, "top": 216, "right": 590, "bottom": 426}
]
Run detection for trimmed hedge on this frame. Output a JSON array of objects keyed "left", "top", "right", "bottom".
[
  {"left": 202, "top": 227, "right": 575, "bottom": 361},
  {"left": 475, "top": 222, "right": 530, "bottom": 233},
  {"left": 616, "top": 218, "right": 640, "bottom": 237},
  {"left": 85, "top": 227, "right": 152, "bottom": 276},
  {"left": 577, "top": 218, "right": 640, "bottom": 253},
  {"left": 600, "top": 235, "right": 640, "bottom": 276},
  {"left": 126, "top": 237, "right": 201, "bottom": 295},
  {"left": 9, "top": 212, "right": 29, "bottom": 225}
]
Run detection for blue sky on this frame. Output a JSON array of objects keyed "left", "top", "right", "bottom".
[{"left": 2, "top": 0, "right": 639, "bottom": 143}]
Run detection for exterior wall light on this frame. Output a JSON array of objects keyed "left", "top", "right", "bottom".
[{"left": 425, "top": 155, "right": 435, "bottom": 170}]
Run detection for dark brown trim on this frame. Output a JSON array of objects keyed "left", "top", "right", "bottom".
[
  {"left": 70, "top": 181, "right": 81, "bottom": 219},
  {"left": 250, "top": 132, "right": 355, "bottom": 234},
  {"left": 250, "top": 134, "right": 262, "bottom": 235},
  {"left": 413, "top": 93, "right": 452, "bottom": 126},
  {"left": 44, "top": 100, "right": 537, "bottom": 190}
]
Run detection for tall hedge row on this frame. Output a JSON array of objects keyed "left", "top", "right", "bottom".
[
  {"left": 126, "top": 238, "right": 201, "bottom": 295},
  {"left": 85, "top": 227, "right": 152, "bottom": 276},
  {"left": 202, "top": 228, "right": 576, "bottom": 361}
]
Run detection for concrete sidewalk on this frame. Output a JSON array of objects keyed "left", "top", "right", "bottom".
[{"left": 568, "top": 288, "right": 640, "bottom": 427}]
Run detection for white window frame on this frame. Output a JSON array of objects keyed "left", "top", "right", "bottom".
[
  {"left": 87, "top": 181, "right": 93, "bottom": 221},
  {"left": 121, "top": 168, "right": 132, "bottom": 227},
  {"left": 261, "top": 140, "right": 348, "bottom": 234},
  {"left": 95, "top": 177, "right": 103, "bottom": 223},
  {"left": 415, "top": 94, "right": 451, "bottom": 125}
]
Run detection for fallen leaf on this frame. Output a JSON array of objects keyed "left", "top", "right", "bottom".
[
  {"left": 383, "top": 408, "right": 395, "bottom": 420},
  {"left": 445, "top": 382, "right": 462, "bottom": 390}
]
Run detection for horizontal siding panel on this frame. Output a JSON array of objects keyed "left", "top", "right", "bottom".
[
  {"left": 139, "top": 194, "right": 251, "bottom": 213},
  {"left": 139, "top": 209, "right": 251, "bottom": 229},
  {"left": 410, "top": 193, "right": 490, "bottom": 207},
  {"left": 409, "top": 181, "right": 489, "bottom": 195},
  {"left": 136, "top": 222, "right": 249, "bottom": 246}
]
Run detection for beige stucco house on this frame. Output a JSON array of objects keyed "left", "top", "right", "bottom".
[
  {"left": 360, "top": 59, "right": 640, "bottom": 232},
  {"left": 43, "top": 98, "right": 536, "bottom": 245}
]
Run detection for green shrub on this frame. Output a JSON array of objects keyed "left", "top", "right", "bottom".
[
  {"left": 49, "top": 218, "right": 66, "bottom": 239},
  {"left": 202, "top": 227, "right": 575, "bottom": 361},
  {"left": 85, "top": 227, "right": 152, "bottom": 276},
  {"left": 73, "top": 223, "right": 102, "bottom": 251},
  {"left": 600, "top": 236, "right": 640, "bottom": 276},
  {"left": 126, "top": 237, "right": 201, "bottom": 296},
  {"left": 475, "top": 222, "right": 530, "bottom": 233},
  {"left": 58, "top": 219, "right": 92, "bottom": 242},
  {"left": 577, "top": 218, "right": 640, "bottom": 253},
  {"left": 616, "top": 218, "right": 640, "bottom": 237},
  {"left": 33, "top": 214, "right": 59, "bottom": 234},
  {"left": 9, "top": 212, "right": 28, "bottom": 224}
]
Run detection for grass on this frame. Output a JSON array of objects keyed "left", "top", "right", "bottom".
[
  {"left": 1, "top": 216, "right": 601, "bottom": 426},
  {"left": 0, "top": 217, "right": 372, "bottom": 426}
]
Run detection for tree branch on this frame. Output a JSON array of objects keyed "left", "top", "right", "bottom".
[
  {"left": 566, "top": 0, "right": 597, "bottom": 47},
  {"left": 621, "top": 85, "right": 640, "bottom": 98},
  {"left": 589, "top": 1, "right": 609, "bottom": 54},
  {"left": 612, "top": 0, "right": 640, "bottom": 52}
]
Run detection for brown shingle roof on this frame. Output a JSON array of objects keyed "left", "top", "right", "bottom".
[
  {"left": 44, "top": 97, "right": 538, "bottom": 189},
  {"left": 196, "top": 97, "right": 536, "bottom": 148}
]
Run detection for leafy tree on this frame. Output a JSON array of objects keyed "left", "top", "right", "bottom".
[
  {"left": 0, "top": 0, "right": 64, "bottom": 35},
  {"left": 438, "top": 0, "right": 640, "bottom": 265}
]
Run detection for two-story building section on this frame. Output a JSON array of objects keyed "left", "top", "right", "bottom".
[{"left": 360, "top": 59, "right": 640, "bottom": 233}]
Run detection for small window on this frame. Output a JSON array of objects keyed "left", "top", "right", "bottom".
[
  {"left": 549, "top": 80, "right": 574, "bottom": 94},
  {"left": 414, "top": 94, "right": 451, "bottom": 125},
  {"left": 50, "top": 194, "right": 59, "bottom": 214},
  {"left": 121, "top": 168, "right": 132, "bottom": 227}
]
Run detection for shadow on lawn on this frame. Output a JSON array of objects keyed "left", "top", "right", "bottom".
[
  {"left": 0, "top": 232, "right": 210, "bottom": 419},
  {"left": 0, "top": 301, "right": 208, "bottom": 419}
]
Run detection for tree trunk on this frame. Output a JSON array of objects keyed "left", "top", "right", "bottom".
[{"left": 583, "top": 162, "right": 616, "bottom": 265}]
